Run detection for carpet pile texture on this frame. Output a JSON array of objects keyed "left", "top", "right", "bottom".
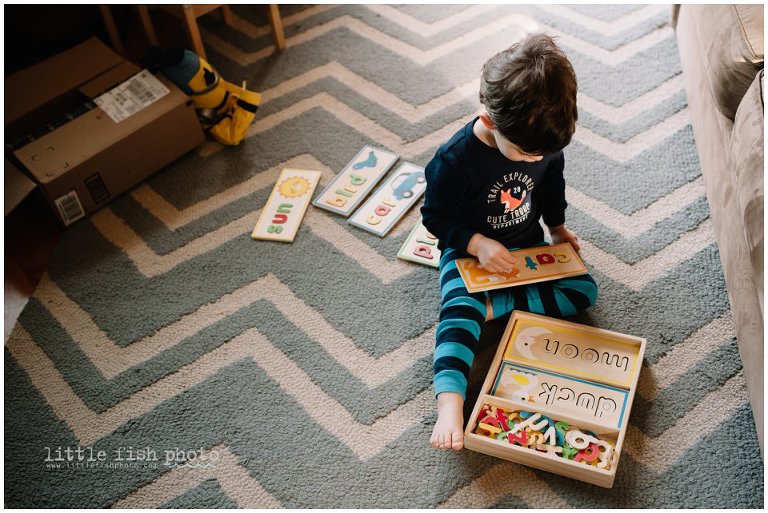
[{"left": 5, "top": 4, "right": 763, "bottom": 508}]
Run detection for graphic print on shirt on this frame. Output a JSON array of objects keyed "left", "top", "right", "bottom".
[{"left": 486, "top": 171, "right": 535, "bottom": 230}]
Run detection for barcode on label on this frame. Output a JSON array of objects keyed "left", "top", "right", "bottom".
[
  {"left": 127, "top": 78, "right": 158, "bottom": 105},
  {"left": 94, "top": 70, "right": 170, "bottom": 122},
  {"left": 54, "top": 191, "right": 85, "bottom": 226}
]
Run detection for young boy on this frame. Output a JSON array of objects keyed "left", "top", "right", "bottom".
[{"left": 421, "top": 33, "right": 598, "bottom": 451}]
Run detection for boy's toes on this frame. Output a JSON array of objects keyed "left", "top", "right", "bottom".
[{"left": 451, "top": 433, "right": 464, "bottom": 451}]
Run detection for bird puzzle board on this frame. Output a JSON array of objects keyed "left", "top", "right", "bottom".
[
  {"left": 397, "top": 218, "right": 441, "bottom": 267},
  {"left": 465, "top": 311, "right": 646, "bottom": 488},
  {"left": 312, "top": 145, "right": 398, "bottom": 217},
  {"left": 251, "top": 169, "right": 321, "bottom": 242},
  {"left": 455, "top": 242, "right": 586, "bottom": 293},
  {"left": 348, "top": 162, "right": 426, "bottom": 237}
]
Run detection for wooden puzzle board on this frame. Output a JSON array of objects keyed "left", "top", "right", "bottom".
[
  {"left": 455, "top": 243, "right": 586, "bottom": 293},
  {"left": 312, "top": 145, "right": 398, "bottom": 217},
  {"left": 251, "top": 169, "right": 321, "bottom": 242},
  {"left": 397, "top": 217, "right": 441, "bottom": 267},
  {"left": 491, "top": 361, "right": 630, "bottom": 429},
  {"left": 503, "top": 313, "right": 641, "bottom": 388},
  {"left": 348, "top": 162, "right": 426, "bottom": 237},
  {"left": 464, "top": 311, "right": 646, "bottom": 488}
]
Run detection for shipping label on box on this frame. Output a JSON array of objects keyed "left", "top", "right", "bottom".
[
  {"left": 94, "top": 70, "right": 170, "bottom": 123},
  {"left": 491, "top": 362, "right": 629, "bottom": 428}
]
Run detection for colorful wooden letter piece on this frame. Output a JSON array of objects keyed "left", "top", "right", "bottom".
[{"left": 574, "top": 443, "right": 600, "bottom": 463}]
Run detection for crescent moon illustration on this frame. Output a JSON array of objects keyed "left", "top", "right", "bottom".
[{"left": 515, "top": 327, "right": 552, "bottom": 360}]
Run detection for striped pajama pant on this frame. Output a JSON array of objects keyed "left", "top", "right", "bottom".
[{"left": 433, "top": 243, "right": 599, "bottom": 399}]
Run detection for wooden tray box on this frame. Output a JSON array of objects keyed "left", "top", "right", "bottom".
[{"left": 464, "top": 311, "right": 646, "bottom": 488}]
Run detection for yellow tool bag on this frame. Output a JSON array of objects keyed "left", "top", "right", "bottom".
[{"left": 143, "top": 46, "right": 261, "bottom": 145}]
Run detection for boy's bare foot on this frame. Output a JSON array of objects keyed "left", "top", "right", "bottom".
[{"left": 430, "top": 392, "right": 465, "bottom": 450}]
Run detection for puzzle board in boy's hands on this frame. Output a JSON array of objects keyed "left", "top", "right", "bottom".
[
  {"left": 251, "top": 169, "right": 321, "bottom": 242},
  {"left": 312, "top": 145, "right": 398, "bottom": 216},
  {"left": 456, "top": 242, "right": 586, "bottom": 293},
  {"left": 348, "top": 162, "right": 426, "bottom": 237}
]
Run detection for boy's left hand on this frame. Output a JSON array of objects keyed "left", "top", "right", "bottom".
[{"left": 549, "top": 225, "right": 580, "bottom": 253}]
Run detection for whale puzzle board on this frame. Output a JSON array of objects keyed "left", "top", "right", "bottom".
[
  {"left": 465, "top": 311, "right": 646, "bottom": 488},
  {"left": 397, "top": 217, "right": 441, "bottom": 267},
  {"left": 348, "top": 162, "right": 426, "bottom": 237},
  {"left": 312, "top": 145, "right": 398, "bottom": 217},
  {"left": 251, "top": 169, "right": 322, "bottom": 242},
  {"left": 455, "top": 243, "right": 587, "bottom": 293}
]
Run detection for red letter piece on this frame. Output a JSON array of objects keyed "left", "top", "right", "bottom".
[
  {"left": 496, "top": 410, "right": 509, "bottom": 431},
  {"left": 507, "top": 430, "right": 527, "bottom": 446},
  {"left": 375, "top": 205, "right": 391, "bottom": 216},
  {"left": 272, "top": 213, "right": 288, "bottom": 224},
  {"left": 574, "top": 443, "right": 600, "bottom": 463},
  {"left": 536, "top": 253, "right": 555, "bottom": 265},
  {"left": 413, "top": 245, "right": 433, "bottom": 259}
]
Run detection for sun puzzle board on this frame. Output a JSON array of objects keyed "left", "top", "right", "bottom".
[
  {"left": 465, "top": 311, "right": 646, "bottom": 488},
  {"left": 312, "top": 145, "right": 398, "bottom": 217},
  {"left": 455, "top": 242, "right": 586, "bottom": 293},
  {"left": 348, "top": 162, "right": 426, "bottom": 237},
  {"left": 397, "top": 217, "right": 441, "bottom": 267},
  {"left": 251, "top": 168, "right": 322, "bottom": 242}
]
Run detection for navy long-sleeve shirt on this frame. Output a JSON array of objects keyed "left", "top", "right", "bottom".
[{"left": 421, "top": 117, "right": 568, "bottom": 251}]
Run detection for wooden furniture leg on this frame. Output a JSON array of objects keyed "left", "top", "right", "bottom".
[
  {"left": 268, "top": 4, "right": 286, "bottom": 50},
  {"left": 136, "top": 5, "right": 284, "bottom": 58},
  {"left": 98, "top": 5, "right": 127, "bottom": 56},
  {"left": 181, "top": 5, "right": 207, "bottom": 60},
  {"left": 136, "top": 5, "right": 158, "bottom": 46},
  {"left": 221, "top": 5, "right": 234, "bottom": 25}
]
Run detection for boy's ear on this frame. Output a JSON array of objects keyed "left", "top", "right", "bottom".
[{"left": 479, "top": 113, "right": 495, "bottom": 130}]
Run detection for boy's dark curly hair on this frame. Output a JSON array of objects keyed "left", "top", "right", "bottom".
[{"left": 479, "top": 33, "right": 578, "bottom": 156}]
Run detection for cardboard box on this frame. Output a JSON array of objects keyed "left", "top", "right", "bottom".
[
  {"left": 5, "top": 38, "right": 204, "bottom": 226},
  {"left": 4, "top": 158, "right": 36, "bottom": 216},
  {"left": 464, "top": 311, "right": 646, "bottom": 488}
]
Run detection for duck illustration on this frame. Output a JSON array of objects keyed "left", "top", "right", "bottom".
[
  {"left": 352, "top": 150, "right": 378, "bottom": 170},
  {"left": 500, "top": 188, "right": 526, "bottom": 213}
]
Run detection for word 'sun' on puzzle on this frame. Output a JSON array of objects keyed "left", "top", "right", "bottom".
[
  {"left": 465, "top": 311, "right": 646, "bottom": 488},
  {"left": 397, "top": 217, "right": 441, "bottom": 267},
  {"left": 312, "top": 145, "right": 398, "bottom": 217},
  {"left": 455, "top": 242, "right": 587, "bottom": 293},
  {"left": 251, "top": 169, "right": 322, "bottom": 242},
  {"left": 348, "top": 162, "right": 426, "bottom": 237}
]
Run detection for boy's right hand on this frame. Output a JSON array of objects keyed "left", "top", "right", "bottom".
[{"left": 467, "top": 233, "right": 517, "bottom": 274}]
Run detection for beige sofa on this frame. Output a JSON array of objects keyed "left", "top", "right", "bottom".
[{"left": 673, "top": 4, "right": 764, "bottom": 453}]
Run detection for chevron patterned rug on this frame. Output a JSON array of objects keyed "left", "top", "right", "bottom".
[{"left": 5, "top": 4, "right": 764, "bottom": 508}]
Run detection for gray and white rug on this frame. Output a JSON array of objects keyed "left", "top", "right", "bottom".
[{"left": 5, "top": 4, "right": 763, "bottom": 508}]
